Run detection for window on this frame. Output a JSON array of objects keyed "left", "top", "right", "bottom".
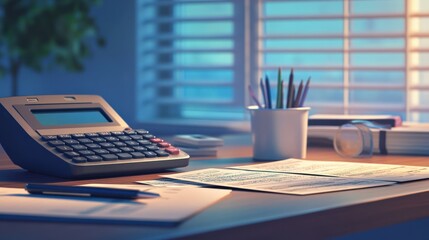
[
  {"left": 137, "top": 0, "right": 429, "bottom": 127},
  {"left": 137, "top": 0, "right": 247, "bottom": 126}
]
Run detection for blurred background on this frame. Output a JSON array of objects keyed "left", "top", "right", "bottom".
[
  {"left": 1, "top": 0, "right": 429, "bottom": 134},
  {"left": 0, "top": 0, "right": 136, "bottom": 128}
]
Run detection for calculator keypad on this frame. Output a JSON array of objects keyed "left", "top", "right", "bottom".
[{"left": 41, "top": 129, "right": 178, "bottom": 164}]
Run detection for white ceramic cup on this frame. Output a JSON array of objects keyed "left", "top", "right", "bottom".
[{"left": 248, "top": 106, "right": 310, "bottom": 161}]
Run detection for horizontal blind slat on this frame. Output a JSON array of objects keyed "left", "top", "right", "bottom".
[
  {"left": 260, "top": 49, "right": 407, "bottom": 53},
  {"left": 141, "top": 81, "right": 233, "bottom": 87}
]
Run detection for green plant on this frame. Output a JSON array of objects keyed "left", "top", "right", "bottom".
[{"left": 0, "top": 0, "right": 105, "bottom": 96}]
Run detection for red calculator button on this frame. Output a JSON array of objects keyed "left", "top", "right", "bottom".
[
  {"left": 158, "top": 142, "right": 171, "bottom": 148},
  {"left": 165, "top": 147, "right": 180, "bottom": 155},
  {"left": 150, "top": 138, "right": 164, "bottom": 143}
]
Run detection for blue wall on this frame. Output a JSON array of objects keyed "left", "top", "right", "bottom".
[{"left": 0, "top": 0, "right": 138, "bottom": 126}]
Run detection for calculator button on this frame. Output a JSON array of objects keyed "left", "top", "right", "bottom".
[
  {"left": 130, "top": 152, "right": 145, "bottom": 158},
  {"left": 150, "top": 138, "right": 163, "bottom": 143},
  {"left": 155, "top": 150, "right": 170, "bottom": 157},
  {"left": 120, "top": 147, "right": 134, "bottom": 152},
  {"left": 48, "top": 140, "right": 66, "bottom": 147},
  {"left": 111, "top": 131, "right": 125, "bottom": 136},
  {"left": 56, "top": 146, "right": 73, "bottom": 152},
  {"left": 143, "top": 134, "right": 155, "bottom": 139},
  {"left": 93, "top": 149, "right": 109, "bottom": 155},
  {"left": 137, "top": 140, "right": 151, "bottom": 146},
  {"left": 87, "top": 155, "right": 103, "bottom": 162},
  {"left": 78, "top": 150, "right": 95, "bottom": 156},
  {"left": 133, "top": 146, "right": 147, "bottom": 151},
  {"left": 98, "top": 132, "right": 112, "bottom": 136},
  {"left": 78, "top": 138, "right": 93, "bottom": 144},
  {"left": 124, "top": 130, "right": 137, "bottom": 135},
  {"left": 165, "top": 147, "right": 180, "bottom": 155},
  {"left": 118, "top": 136, "right": 132, "bottom": 141},
  {"left": 146, "top": 145, "right": 159, "bottom": 151},
  {"left": 125, "top": 141, "right": 139, "bottom": 146},
  {"left": 105, "top": 136, "right": 119, "bottom": 142},
  {"left": 157, "top": 142, "right": 171, "bottom": 148},
  {"left": 72, "top": 157, "right": 87, "bottom": 163},
  {"left": 58, "top": 134, "right": 72, "bottom": 139},
  {"left": 112, "top": 142, "right": 127, "bottom": 147},
  {"left": 72, "top": 133, "right": 86, "bottom": 138},
  {"left": 135, "top": 129, "right": 149, "bottom": 134},
  {"left": 63, "top": 139, "right": 80, "bottom": 145},
  {"left": 91, "top": 137, "right": 106, "bottom": 143},
  {"left": 41, "top": 135, "right": 57, "bottom": 141},
  {"left": 130, "top": 135, "right": 143, "bottom": 140},
  {"left": 85, "top": 133, "right": 99, "bottom": 137},
  {"left": 64, "top": 151, "right": 80, "bottom": 158},
  {"left": 116, "top": 153, "right": 133, "bottom": 160},
  {"left": 143, "top": 151, "right": 157, "bottom": 158},
  {"left": 101, "top": 154, "right": 119, "bottom": 161},
  {"left": 99, "top": 142, "right": 115, "bottom": 148},
  {"left": 85, "top": 143, "right": 101, "bottom": 149},
  {"left": 107, "top": 148, "right": 122, "bottom": 153},
  {"left": 71, "top": 144, "right": 88, "bottom": 150}
]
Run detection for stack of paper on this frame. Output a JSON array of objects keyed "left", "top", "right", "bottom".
[
  {"left": 173, "top": 135, "right": 224, "bottom": 157},
  {"left": 163, "top": 159, "right": 429, "bottom": 195},
  {"left": 163, "top": 168, "right": 393, "bottom": 195}
]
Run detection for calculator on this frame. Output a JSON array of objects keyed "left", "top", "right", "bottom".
[{"left": 0, "top": 95, "right": 189, "bottom": 178}]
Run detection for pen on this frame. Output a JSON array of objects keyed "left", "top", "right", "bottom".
[
  {"left": 265, "top": 75, "right": 272, "bottom": 109},
  {"left": 25, "top": 183, "right": 160, "bottom": 200}
]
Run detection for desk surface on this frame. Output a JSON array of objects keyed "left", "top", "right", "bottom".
[{"left": 1, "top": 135, "right": 429, "bottom": 240}]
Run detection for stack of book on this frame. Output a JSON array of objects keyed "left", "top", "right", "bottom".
[
  {"left": 372, "top": 126, "right": 429, "bottom": 155},
  {"left": 173, "top": 135, "right": 224, "bottom": 157},
  {"left": 307, "top": 114, "right": 429, "bottom": 155}
]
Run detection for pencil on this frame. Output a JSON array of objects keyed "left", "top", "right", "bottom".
[
  {"left": 279, "top": 80, "right": 284, "bottom": 108},
  {"left": 293, "top": 80, "right": 304, "bottom": 108},
  {"left": 291, "top": 84, "right": 295, "bottom": 109},
  {"left": 276, "top": 68, "right": 282, "bottom": 109},
  {"left": 286, "top": 68, "right": 294, "bottom": 108},
  {"left": 299, "top": 77, "right": 311, "bottom": 107},
  {"left": 248, "top": 85, "right": 262, "bottom": 108},
  {"left": 265, "top": 75, "right": 272, "bottom": 109},
  {"left": 260, "top": 78, "right": 268, "bottom": 108}
]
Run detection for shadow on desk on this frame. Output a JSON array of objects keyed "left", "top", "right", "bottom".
[{"left": 0, "top": 169, "right": 63, "bottom": 185}]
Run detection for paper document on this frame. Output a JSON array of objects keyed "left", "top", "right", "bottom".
[
  {"left": 136, "top": 178, "right": 206, "bottom": 188},
  {"left": 163, "top": 168, "right": 393, "bottom": 195},
  {"left": 0, "top": 185, "right": 231, "bottom": 225},
  {"left": 230, "top": 159, "right": 429, "bottom": 182}
]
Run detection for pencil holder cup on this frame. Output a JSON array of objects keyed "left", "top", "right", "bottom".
[{"left": 248, "top": 106, "right": 310, "bottom": 161}]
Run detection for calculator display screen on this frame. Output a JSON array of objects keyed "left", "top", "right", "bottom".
[{"left": 32, "top": 109, "right": 111, "bottom": 127}]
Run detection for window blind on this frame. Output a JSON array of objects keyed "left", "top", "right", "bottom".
[
  {"left": 257, "top": 0, "right": 429, "bottom": 122},
  {"left": 137, "top": 0, "right": 429, "bottom": 125}
]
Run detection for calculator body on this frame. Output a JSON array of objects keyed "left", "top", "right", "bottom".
[{"left": 0, "top": 95, "right": 189, "bottom": 178}]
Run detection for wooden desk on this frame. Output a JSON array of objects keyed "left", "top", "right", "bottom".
[{"left": 1, "top": 136, "right": 429, "bottom": 240}]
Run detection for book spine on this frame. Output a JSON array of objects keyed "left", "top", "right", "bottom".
[
  {"left": 378, "top": 130, "right": 388, "bottom": 155},
  {"left": 309, "top": 118, "right": 401, "bottom": 128}
]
